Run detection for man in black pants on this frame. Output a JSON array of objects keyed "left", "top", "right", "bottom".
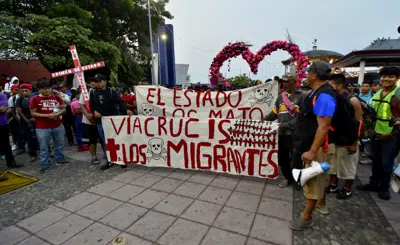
[
  {"left": 0, "top": 92, "right": 22, "bottom": 169},
  {"left": 265, "top": 74, "right": 306, "bottom": 188},
  {"left": 89, "top": 74, "right": 132, "bottom": 170}
]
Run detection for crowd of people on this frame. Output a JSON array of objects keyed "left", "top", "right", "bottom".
[
  {"left": 262, "top": 61, "right": 399, "bottom": 231},
  {"left": 1, "top": 63, "right": 399, "bottom": 233}
]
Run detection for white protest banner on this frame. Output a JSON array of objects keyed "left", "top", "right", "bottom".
[
  {"left": 102, "top": 116, "right": 279, "bottom": 179},
  {"left": 135, "top": 82, "right": 279, "bottom": 120}
]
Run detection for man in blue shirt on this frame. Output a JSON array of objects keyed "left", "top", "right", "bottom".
[
  {"left": 359, "top": 81, "right": 373, "bottom": 104},
  {"left": 290, "top": 61, "right": 336, "bottom": 231}
]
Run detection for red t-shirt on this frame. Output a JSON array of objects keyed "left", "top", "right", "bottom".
[
  {"left": 29, "top": 94, "right": 64, "bottom": 129},
  {"left": 121, "top": 94, "right": 136, "bottom": 106}
]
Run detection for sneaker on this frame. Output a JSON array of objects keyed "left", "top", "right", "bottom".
[
  {"left": 121, "top": 165, "right": 127, "bottom": 169},
  {"left": 327, "top": 184, "right": 339, "bottom": 193},
  {"left": 11, "top": 145, "right": 17, "bottom": 151},
  {"left": 289, "top": 217, "right": 314, "bottom": 231},
  {"left": 357, "top": 183, "right": 379, "bottom": 192},
  {"left": 278, "top": 179, "right": 289, "bottom": 188},
  {"left": 77, "top": 146, "right": 89, "bottom": 152},
  {"left": 378, "top": 191, "right": 391, "bottom": 200},
  {"left": 100, "top": 162, "right": 114, "bottom": 171},
  {"left": 29, "top": 156, "right": 37, "bottom": 163},
  {"left": 56, "top": 159, "right": 71, "bottom": 166},
  {"left": 337, "top": 188, "right": 352, "bottom": 199},
  {"left": 40, "top": 166, "right": 50, "bottom": 173},
  {"left": 91, "top": 157, "right": 100, "bottom": 165}
]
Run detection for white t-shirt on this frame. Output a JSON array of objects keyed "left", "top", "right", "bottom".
[
  {"left": 8, "top": 95, "right": 20, "bottom": 119},
  {"left": 79, "top": 92, "right": 92, "bottom": 125}
]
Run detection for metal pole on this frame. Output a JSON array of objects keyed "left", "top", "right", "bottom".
[
  {"left": 147, "top": 0, "right": 156, "bottom": 85},
  {"left": 158, "top": 36, "right": 161, "bottom": 85}
]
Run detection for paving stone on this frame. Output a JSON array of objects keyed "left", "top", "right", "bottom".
[
  {"left": 173, "top": 182, "right": 207, "bottom": 198},
  {"left": 77, "top": 197, "right": 123, "bottom": 220},
  {"left": 375, "top": 201, "right": 400, "bottom": 222},
  {"left": 36, "top": 214, "right": 93, "bottom": 245},
  {"left": 56, "top": 192, "right": 101, "bottom": 212},
  {"left": 126, "top": 211, "right": 176, "bottom": 242},
  {"left": 157, "top": 219, "right": 208, "bottom": 245},
  {"left": 188, "top": 171, "right": 217, "bottom": 184},
  {"left": 129, "top": 189, "right": 169, "bottom": 208},
  {"left": 181, "top": 200, "right": 222, "bottom": 225},
  {"left": 62, "top": 222, "right": 119, "bottom": 245},
  {"left": 107, "top": 184, "right": 146, "bottom": 202},
  {"left": 389, "top": 220, "right": 400, "bottom": 238},
  {"left": 149, "top": 168, "right": 175, "bottom": 177},
  {"left": 213, "top": 207, "right": 255, "bottom": 235},
  {"left": 262, "top": 183, "right": 293, "bottom": 202},
  {"left": 153, "top": 194, "right": 194, "bottom": 216},
  {"left": 16, "top": 236, "right": 51, "bottom": 245},
  {"left": 257, "top": 197, "right": 292, "bottom": 221},
  {"left": 151, "top": 178, "right": 184, "bottom": 192},
  {"left": 17, "top": 206, "right": 71, "bottom": 233},
  {"left": 235, "top": 179, "right": 265, "bottom": 195},
  {"left": 130, "top": 174, "right": 163, "bottom": 188},
  {"left": 107, "top": 233, "right": 152, "bottom": 245},
  {"left": 112, "top": 171, "right": 145, "bottom": 183},
  {"left": 0, "top": 225, "right": 30, "bottom": 245},
  {"left": 226, "top": 191, "right": 261, "bottom": 212},
  {"left": 250, "top": 214, "right": 291, "bottom": 245},
  {"left": 201, "top": 227, "right": 247, "bottom": 245},
  {"left": 130, "top": 165, "right": 152, "bottom": 174},
  {"left": 246, "top": 238, "right": 274, "bottom": 245},
  {"left": 210, "top": 175, "right": 240, "bottom": 189},
  {"left": 100, "top": 203, "right": 148, "bottom": 230},
  {"left": 86, "top": 180, "right": 125, "bottom": 195},
  {"left": 198, "top": 186, "right": 232, "bottom": 205},
  {"left": 168, "top": 169, "right": 195, "bottom": 180}
]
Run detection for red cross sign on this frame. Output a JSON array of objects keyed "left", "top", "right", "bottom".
[{"left": 50, "top": 45, "right": 105, "bottom": 111}]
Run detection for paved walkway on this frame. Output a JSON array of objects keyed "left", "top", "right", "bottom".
[{"left": 0, "top": 145, "right": 399, "bottom": 245}]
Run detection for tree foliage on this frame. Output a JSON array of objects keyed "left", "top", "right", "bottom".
[
  {"left": 227, "top": 74, "right": 255, "bottom": 89},
  {"left": 0, "top": 0, "right": 172, "bottom": 85}
]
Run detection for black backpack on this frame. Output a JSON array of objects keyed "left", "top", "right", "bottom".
[
  {"left": 330, "top": 93, "right": 360, "bottom": 146},
  {"left": 312, "top": 88, "right": 359, "bottom": 147}
]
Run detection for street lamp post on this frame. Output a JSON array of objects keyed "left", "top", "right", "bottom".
[
  {"left": 157, "top": 34, "right": 167, "bottom": 85},
  {"left": 147, "top": 0, "right": 156, "bottom": 85}
]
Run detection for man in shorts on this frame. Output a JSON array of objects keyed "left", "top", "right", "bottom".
[
  {"left": 290, "top": 61, "right": 335, "bottom": 231},
  {"left": 80, "top": 81, "right": 104, "bottom": 165}
]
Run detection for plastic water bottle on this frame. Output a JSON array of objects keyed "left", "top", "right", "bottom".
[{"left": 53, "top": 104, "right": 62, "bottom": 119}]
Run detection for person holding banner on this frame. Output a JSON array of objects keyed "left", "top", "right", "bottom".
[
  {"left": 89, "top": 74, "right": 132, "bottom": 170},
  {"left": 265, "top": 73, "right": 306, "bottom": 188}
]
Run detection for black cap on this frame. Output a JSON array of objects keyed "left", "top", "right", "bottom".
[
  {"left": 93, "top": 74, "right": 106, "bottom": 83},
  {"left": 36, "top": 81, "right": 52, "bottom": 89},
  {"left": 307, "top": 61, "right": 332, "bottom": 77},
  {"left": 372, "top": 79, "right": 380, "bottom": 85}
]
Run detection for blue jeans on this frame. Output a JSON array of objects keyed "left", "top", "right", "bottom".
[
  {"left": 97, "top": 123, "right": 107, "bottom": 159},
  {"left": 370, "top": 134, "right": 398, "bottom": 191},
  {"left": 36, "top": 125, "right": 66, "bottom": 167},
  {"left": 74, "top": 116, "right": 83, "bottom": 147}
]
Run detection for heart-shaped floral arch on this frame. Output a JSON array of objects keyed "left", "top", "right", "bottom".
[{"left": 209, "top": 40, "right": 308, "bottom": 87}]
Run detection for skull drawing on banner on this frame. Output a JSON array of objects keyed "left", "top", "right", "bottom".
[
  {"left": 249, "top": 85, "right": 273, "bottom": 107},
  {"left": 146, "top": 137, "right": 167, "bottom": 163},
  {"left": 140, "top": 103, "right": 158, "bottom": 116}
]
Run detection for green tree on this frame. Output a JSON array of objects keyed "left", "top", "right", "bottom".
[
  {"left": 227, "top": 74, "right": 253, "bottom": 89},
  {"left": 0, "top": 0, "right": 172, "bottom": 85}
]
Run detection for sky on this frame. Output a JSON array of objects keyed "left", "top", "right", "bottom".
[{"left": 163, "top": 0, "right": 400, "bottom": 83}]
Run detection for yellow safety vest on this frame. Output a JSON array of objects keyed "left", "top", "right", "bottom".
[{"left": 371, "top": 87, "right": 398, "bottom": 134}]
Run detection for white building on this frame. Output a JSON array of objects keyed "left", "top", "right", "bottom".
[{"left": 175, "top": 64, "right": 190, "bottom": 85}]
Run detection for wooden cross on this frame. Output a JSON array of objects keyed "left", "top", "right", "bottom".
[{"left": 50, "top": 45, "right": 105, "bottom": 110}]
